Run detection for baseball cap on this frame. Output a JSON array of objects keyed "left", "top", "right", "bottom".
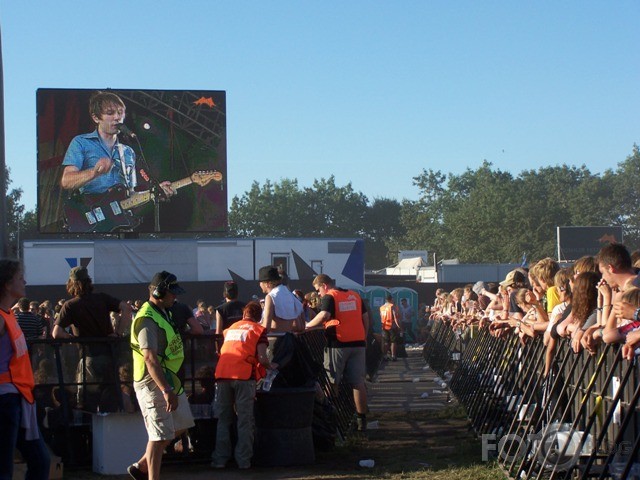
[
  {"left": 150, "top": 271, "right": 185, "bottom": 295},
  {"left": 500, "top": 270, "right": 526, "bottom": 288}
]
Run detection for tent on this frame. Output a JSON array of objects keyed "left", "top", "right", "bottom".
[{"left": 384, "top": 257, "right": 428, "bottom": 276}]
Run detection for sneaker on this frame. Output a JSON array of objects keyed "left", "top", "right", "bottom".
[
  {"left": 127, "top": 463, "right": 147, "bottom": 480},
  {"left": 238, "top": 464, "right": 251, "bottom": 469},
  {"left": 391, "top": 356, "right": 397, "bottom": 362},
  {"left": 210, "top": 462, "right": 226, "bottom": 469}
]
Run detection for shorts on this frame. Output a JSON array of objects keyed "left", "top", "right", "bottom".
[
  {"left": 324, "top": 346, "right": 365, "bottom": 386},
  {"left": 134, "top": 383, "right": 195, "bottom": 442},
  {"left": 382, "top": 328, "right": 400, "bottom": 344}
]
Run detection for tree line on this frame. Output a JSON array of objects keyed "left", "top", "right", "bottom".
[
  {"left": 8, "top": 145, "right": 640, "bottom": 269},
  {"left": 229, "top": 145, "right": 640, "bottom": 269}
]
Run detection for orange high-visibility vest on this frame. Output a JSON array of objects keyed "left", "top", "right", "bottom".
[
  {"left": 0, "top": 309, "right": 35, "bottom": 403},
  {"left": 380, "top": 303, "right": 397, "bottom": 331},
  {"left": 325, "top": 289, "right": 365, "bottom": 343},
  {"left": 215, "top": 320, "right": 266, "bottom": 381}
]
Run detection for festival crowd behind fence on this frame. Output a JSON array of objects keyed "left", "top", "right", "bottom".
[
  {"left": 19, "top": 278, "right": 378, "bottom": 472},
  {"left": 24, "top": 243, "right": 640, "bottom": 477},
  {"left": 426, "top": 243, "right": 640, "bottom": 479}
]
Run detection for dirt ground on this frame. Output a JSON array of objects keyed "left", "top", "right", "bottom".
[
  {"left": 65, "top": 348, "right": 504, "bottom": 479},
  {"left": 67, "top": 408, "right": 498, "bottom": 480}
]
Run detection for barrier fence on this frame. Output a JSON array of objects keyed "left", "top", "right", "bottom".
[
  {"left": 424, "top": 320, "right": 640, "bottom": 479},
  {"left": 27, "top": 329, "right": 367, "bottom": 468}
]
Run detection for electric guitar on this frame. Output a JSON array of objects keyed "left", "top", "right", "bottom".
[{"left": 63, "top": 170, "right": 222, "bottom": 233}]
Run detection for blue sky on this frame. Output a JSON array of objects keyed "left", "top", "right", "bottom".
[{"left": 1, "top": 1, "right": 638, "bottom": 210}]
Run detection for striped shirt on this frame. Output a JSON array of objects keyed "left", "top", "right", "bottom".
[{"left": 15, "top": 311, "right": 47, "bottom": 340}]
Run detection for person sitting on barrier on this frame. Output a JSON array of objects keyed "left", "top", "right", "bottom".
[
  {"left": 0, "top": 259, "right": 50, "bottom": 480},
  {"left": 259, "top": 266, "right": 304, "bottom": 334},
  {"left": 129, "top": 271, "right": 195, "bottom": 480},
  {"left": 306, "top": 274, "right": 370, "bottom": 432},
  {"left": 211, "top": 301, "right": 275, "bottom": 470},
  {"left": 380, "top": 294, "right": 400, "bottom": 361}
]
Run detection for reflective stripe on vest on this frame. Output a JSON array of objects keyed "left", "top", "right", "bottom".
[
  {"left": 215, "top": 320, "right": 266, "bottom": 380},
  {"left": 326, "top": 289, "right": 365, "bottom": 343},
  {"left": 130, "top": 302, "right": 184, "bottom": 394},
  {"left": 0, "top": 310, "right": 35, "bottom": 403}
]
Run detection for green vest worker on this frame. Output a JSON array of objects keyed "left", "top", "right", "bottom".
[{"left": 128, "top": 271, "right": 195, "bottom": 480}]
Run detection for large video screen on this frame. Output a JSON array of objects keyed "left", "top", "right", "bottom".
[{"left": 37, "top": 88, "right": 227, "bottom": 234}]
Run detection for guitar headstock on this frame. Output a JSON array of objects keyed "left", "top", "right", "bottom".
[{"left": 191, "top": 170, "right": 223, "bottom": 186}]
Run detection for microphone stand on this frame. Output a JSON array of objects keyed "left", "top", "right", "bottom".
[{"left": 118, "top": 126, "right": 167, "bottom": 233}]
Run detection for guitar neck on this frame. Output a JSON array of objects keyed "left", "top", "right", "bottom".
[{"left": 119, "top": 177, "right": 193, "bottom": 210}]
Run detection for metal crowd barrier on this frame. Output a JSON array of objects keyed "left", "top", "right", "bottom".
[
  {"left": 28, "top": 328, "right": 371, "bottom": 467},
  {"left": 424, "top": 320, "right": 640, "bottom": 479}
]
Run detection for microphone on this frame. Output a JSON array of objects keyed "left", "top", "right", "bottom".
[{"left": 116, "top": 123, "right": 136, "bottom": 138}]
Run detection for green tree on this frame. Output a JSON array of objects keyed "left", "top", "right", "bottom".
[
  {"left": 363, "top": 197, "right": 405, "bottom": 269},
  {"left": 302, "top": 176, "right": 368, "bottom": 237},
  {"left": 2, "top": 167, "right": 37, "bottom": 257},
  {"left": 611, "top": 144, "right": 640, "bottom": 249},
  {"left": 228, "top": 179, "right": 305, "bottom": 236},
  {"left": 391, "top": 169, "right": 450, "bottom": 262},
  {"left": 397, "top": 160, "right": 619, "bottom": 264}
]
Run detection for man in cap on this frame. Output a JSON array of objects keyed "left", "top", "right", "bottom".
[
  {"left": 52, "top": 266, "right": 132, "bottom": 411},
  {"left": 128, "top": 271, "right": 194, "bottom": 480},
  {"left": 306, "top": 274, "right": 370, "bottom": 431},
  {"left": 499, "top": 269, "right": 527, "bottom": 322}
]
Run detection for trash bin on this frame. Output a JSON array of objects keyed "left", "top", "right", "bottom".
[{"left": 252, "top": 386, "right": 316, "bottom": 466}]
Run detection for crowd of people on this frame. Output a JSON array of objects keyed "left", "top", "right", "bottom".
[
  {"left": 0, "top": 260, "right": 371, "bottom": 480},
  {"left": 428, "top": 243, "right": 640, "bottom": 378}
]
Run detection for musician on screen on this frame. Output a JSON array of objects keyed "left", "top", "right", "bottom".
[{"left": 60, "top": 91, "right": 174, "bottom": 198}]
